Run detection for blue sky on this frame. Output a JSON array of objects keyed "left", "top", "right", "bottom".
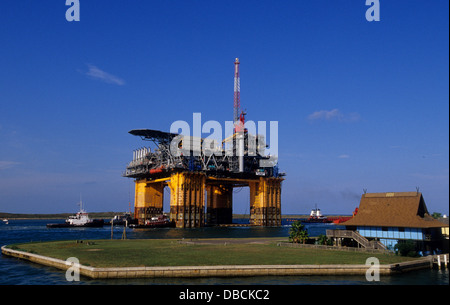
[{"left": 0, "top": 0, "right": 448, "bottom": 215}]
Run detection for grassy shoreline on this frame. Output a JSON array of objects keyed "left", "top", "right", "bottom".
[{"left": 6, "top": 238, "right": 417, "bottom": 268}]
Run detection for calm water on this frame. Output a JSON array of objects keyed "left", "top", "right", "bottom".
[{"left": 0, "top": 219, "right": 448, "bottom": 285}]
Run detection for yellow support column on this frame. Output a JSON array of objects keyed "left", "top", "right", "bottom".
[
  {"left": 168, "top": 172, "right": 183, "bottom": 227},
  {"left": 266, "top": 178, "right": 282, "bottom": 226},
  {"left": 134, "top": 179, "right": 164, "bottom": 225},
  {"left": 250, "top": 177, "right": 283, "bottom": 226},
  {"left": 249, "top": 180, "right": 262, "bottom": 226},
  {"left": 168, "top": 172, "right": 206, "bottom": 228}
]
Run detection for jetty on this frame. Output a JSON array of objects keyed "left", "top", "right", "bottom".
[{"left": 433, "top": 254, "right": 449, "bottom": 270}]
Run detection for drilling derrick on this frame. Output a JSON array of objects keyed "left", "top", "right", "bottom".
[
  {"left": 124, "top": 58, "right": 285, "bottom": 228},
  {"left": 234, "top": 57, "right": 241, "bottom": 124}
]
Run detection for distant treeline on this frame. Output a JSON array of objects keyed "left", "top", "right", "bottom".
[
  {"left": 0, "top": 212, "right": 119, "bottom": 219},
  {"left": 0, "top": 212, "right": 346, "bottom": 220}
]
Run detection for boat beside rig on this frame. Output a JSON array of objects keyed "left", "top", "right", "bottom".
[
  {"left": 129, "top": 214, "right": 174, "bottom": 228},
  {"left": 46, "top": 201, "right": 104, "bottom": 228}
]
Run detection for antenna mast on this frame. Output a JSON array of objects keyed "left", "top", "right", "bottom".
[{"left": 234, "top": 58, "right": 240, "bottom": 123}]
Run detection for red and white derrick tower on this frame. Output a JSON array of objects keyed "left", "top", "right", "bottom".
[
  {"left": 234, "top": 57, "right": 241, "bottom": 124},
  {"left": 234, "top": 58, "right": 246, "bottom": 133},
  {"left": 233, "top": 58, "right": 245, "bottom": 172}
]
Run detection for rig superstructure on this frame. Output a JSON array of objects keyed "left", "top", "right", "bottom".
[{"left": 123, "top": 58, "right": 285, "bottom": 227}]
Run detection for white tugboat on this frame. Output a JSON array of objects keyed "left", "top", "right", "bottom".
[
  {"left": 301, "top": 204, "right": 332, "bottom": 223},
  {"left": 47, "top": 200, "right": 104, "bottom": 228}
]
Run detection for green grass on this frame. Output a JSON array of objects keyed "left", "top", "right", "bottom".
[{"left": 7, "top": 238, "right": 418, "bottom": 268}]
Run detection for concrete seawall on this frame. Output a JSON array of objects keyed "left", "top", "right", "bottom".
[{"left": 1, "top": 245, "right": 433, "bottom": 279}]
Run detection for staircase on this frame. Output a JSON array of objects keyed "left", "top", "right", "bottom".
[{"left": 326, "top": 229, "right": 387, "bottom": 250}]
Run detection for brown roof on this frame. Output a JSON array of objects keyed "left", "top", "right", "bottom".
[{"left": 342, "top": 192, "right": 448, "bottom": 228}]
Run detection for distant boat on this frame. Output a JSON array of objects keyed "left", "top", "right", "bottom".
[
  {"left": 105, "top": 213, "right": 135, "bottom": 226},
  {"left": 301, "top": 205, "right": 332, "bottom": 223},
  {"left": 301, "top": 206, "right": 359, "bottom": 224},
  {"left": 47, "top": 200, "right": 104, "bottom": 228},
  {"left": 2, "top": 219, "right": 8, "bottom": 224},
  {"left": 129, "top": 215, "right": 174, "bottom": 228}
]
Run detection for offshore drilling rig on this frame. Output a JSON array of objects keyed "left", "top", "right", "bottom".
[{"left": 123, "top": 58, "right": 285, "bottom": 228}]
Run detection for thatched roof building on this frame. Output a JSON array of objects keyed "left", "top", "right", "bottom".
[{"left": 343, "top": 192, "right": 446, "bottom": 229}]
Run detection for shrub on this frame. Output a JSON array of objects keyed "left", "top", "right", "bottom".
[
  {"left": 289, "top": 221, "right": 309, "bottom": 244},
  {"left": 317, "top": 234, "right": 332, "bottom": 246},
  {"left": 394, "top": 240, "right": 419, "bottom": 257}
]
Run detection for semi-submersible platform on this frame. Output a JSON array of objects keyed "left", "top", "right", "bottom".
[{"left": 123, "top": 58, "right": 285, "bottom": 228}]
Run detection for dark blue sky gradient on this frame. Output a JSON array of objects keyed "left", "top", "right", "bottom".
[{"left": 0, "top": 1, "right": 448, "bottom": 215}]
